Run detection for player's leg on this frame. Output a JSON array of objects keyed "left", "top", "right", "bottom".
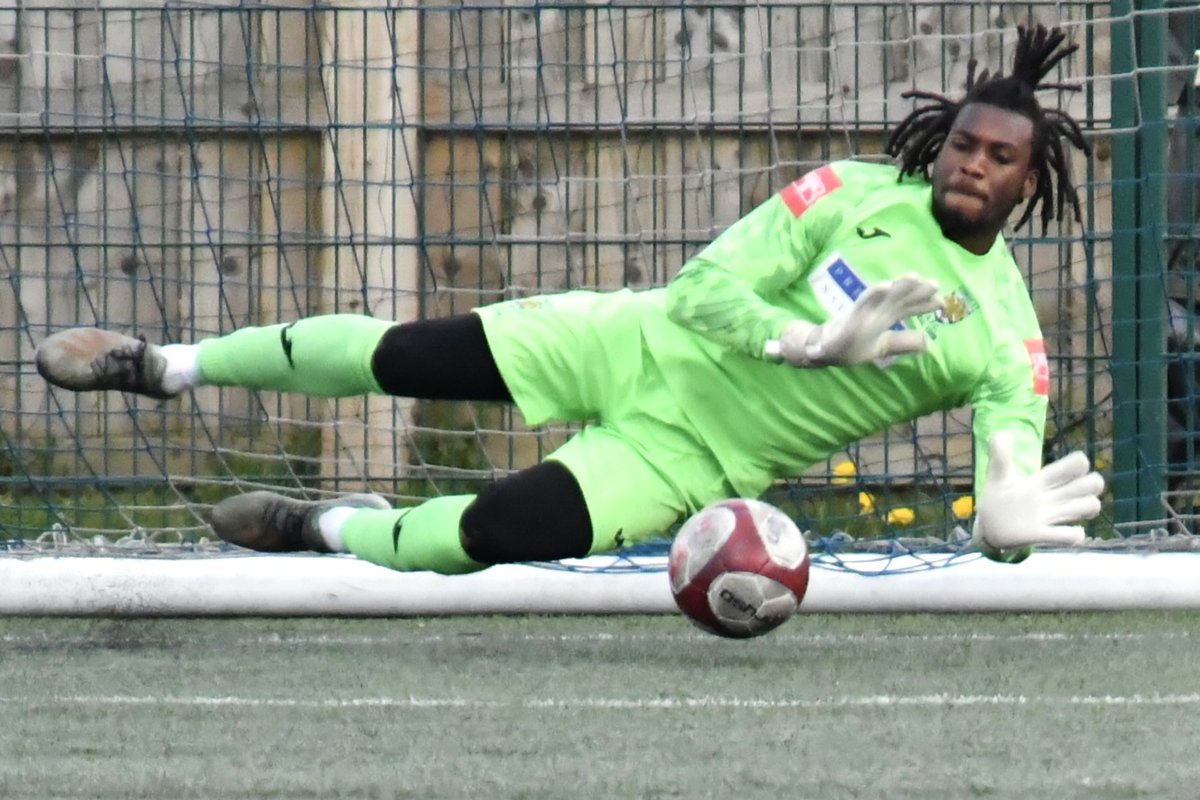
[
  {"left": 206, "top": 459, "right": 595, "bottom": 574},
  {"left": 340, "top": 459, "right": 597, "bottom": 570},
  {"left": 207, "top": 423, "right": 718, "bottom": 572},
  {"left": 203, "top": 297, "right": 730, "bottom": 570},
  {"left": 545, "top": 422, "right": 732, "bottom": 554},
  {"left": 34, "top": 313, "right": 511, "bottom": 402}
]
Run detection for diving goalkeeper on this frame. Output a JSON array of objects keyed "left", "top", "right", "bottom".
[{"left": 35, "top": 24, "right": 1103, "bottom": 571}]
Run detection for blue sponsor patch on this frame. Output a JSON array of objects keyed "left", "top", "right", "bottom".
[{"left": 810, "top": 254, "right": 905, "bottom": 332}]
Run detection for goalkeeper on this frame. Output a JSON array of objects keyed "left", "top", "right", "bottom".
[{"left": 36, "top": 25, "right": 1103, "bottom": 571}]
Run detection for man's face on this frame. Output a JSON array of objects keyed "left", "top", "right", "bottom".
[{"left": 930, "top": 103, "right": 1038, "bottom": 239}]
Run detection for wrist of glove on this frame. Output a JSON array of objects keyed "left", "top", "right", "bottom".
[
  {"left": 764, "top": 274, "right": 942, "bottom": 368},
  {"left": 768, "top": 320, "right": 827, "bottom": 367},
  {"left": 971, "top": 431, "right": 1105, "bottom": 563}
]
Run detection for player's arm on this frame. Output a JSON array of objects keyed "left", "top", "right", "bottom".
[
  {"left": 967, "top": 296, "right": 1104, "bottom": 562},
  {"left": 664, "top": 183, "right": 826, "bottom": 359},
  {"left": 666, "top": 164, "right": 942, "bottom": 366}
]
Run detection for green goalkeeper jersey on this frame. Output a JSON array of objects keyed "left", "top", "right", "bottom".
[{"left": 636, "top": 159, "right": 1049, "bottom": 498}]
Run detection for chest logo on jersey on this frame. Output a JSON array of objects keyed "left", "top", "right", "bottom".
[
  {"left": 780, "top": 165, "right": 841, "bottom": 217},
  {"left": 934, "top": 289, "right": 978, "bottom": 325},
  {"left": 808, "top": 252, "right": 905, "bottom": 332},
  {"left": 1025, "top": 339, "right": 1050, "bottom": 395}
]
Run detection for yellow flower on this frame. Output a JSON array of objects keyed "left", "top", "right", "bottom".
[
  {"left": 951, "top": 496, "right": 974, "bottom": 520},
  {"left": 886, "top": 507, "right": 915, "bottom": 527},
  {"left": 832, "top": 461, "right": 857, "bottom": 485},
  {"left": 858, "top": 491, "right": 875, "bottom": 515}
]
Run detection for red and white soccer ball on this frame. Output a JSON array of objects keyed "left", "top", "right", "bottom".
[{"left": 668, "top": 498, "right": 811, "bottom": 639}]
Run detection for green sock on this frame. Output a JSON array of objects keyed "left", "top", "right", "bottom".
[
  {"left": 196, "top": 314, "right": 393, "bottom": 396},
  {"left": 340, "top": 495, "right": 485, "bottom": 574}
]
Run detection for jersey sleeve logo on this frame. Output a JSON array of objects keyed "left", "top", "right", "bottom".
[
  {"left": 1024, "top": 339, "right": 1049, "bottom": 396},
  {"left": 779, "top": 165, "right": 841, "bottom": 217}
]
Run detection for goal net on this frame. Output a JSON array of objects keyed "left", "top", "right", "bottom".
[{"left": 1, "top": 1, "right": 1198, "bottom": 613}]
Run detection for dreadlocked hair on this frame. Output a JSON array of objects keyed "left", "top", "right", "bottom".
[{"left": 884, "top": 24, "right": 1091, "bottom": 233}]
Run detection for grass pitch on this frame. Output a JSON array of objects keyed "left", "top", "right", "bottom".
[{"left": 1, "top": 612, "right": 1197, "bottom": 799}]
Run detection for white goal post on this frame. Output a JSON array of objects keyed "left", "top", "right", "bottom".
[{"left": 3, "top": 551, "right": 1200, "bottom": 616}]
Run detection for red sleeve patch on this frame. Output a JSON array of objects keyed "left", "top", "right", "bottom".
[
  {"left": 779, "top": 165, "right": 841, "bottom": 217},
  {"left": 1025, "top": 339, "right": 1049, "bottom": 396}
]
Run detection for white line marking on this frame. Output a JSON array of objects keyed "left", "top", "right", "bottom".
[
  {"left": 0, "top": 630, "right": 1191, "bottom": 647},
  {"left": 4, "top": 693, "right": 1199, "bottom": 711}
]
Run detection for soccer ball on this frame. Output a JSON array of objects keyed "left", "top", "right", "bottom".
[{"left": 668, "top": 498, "right": 810, "bottom": 639}]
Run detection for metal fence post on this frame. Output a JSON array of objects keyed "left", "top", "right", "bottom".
[{"left": 1110, "top": 0, "right": 1169, "bottom": 525}]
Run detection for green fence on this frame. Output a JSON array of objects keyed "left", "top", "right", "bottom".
[{"left": 1109, "top": 1, "right": 1200, "bottom": 527}]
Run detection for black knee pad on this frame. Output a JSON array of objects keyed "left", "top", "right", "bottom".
[
  {"left": 459, "top": 461, "right": 593, "bottom": 564},
  {"left": 371, "top": 314, "right": 511, "bottom": 401}
]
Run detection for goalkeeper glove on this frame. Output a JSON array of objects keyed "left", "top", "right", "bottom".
[
  {"left": 765, "top": 274, "right": 943, "bottom": 367},
  {"left": 971, "top": 431, "right": 1105, "bottom": 563}
]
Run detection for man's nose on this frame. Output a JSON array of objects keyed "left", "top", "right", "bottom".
[{"left": 961, "top": 150, "right": 987, "bottom": 176}]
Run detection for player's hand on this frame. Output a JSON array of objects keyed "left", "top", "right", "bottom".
[
  {"left": 971, "top": 431, "right": 1105, "bottom": 563},
  {"left": 772, "top": 274, "right": 943, "bottom": 367}
]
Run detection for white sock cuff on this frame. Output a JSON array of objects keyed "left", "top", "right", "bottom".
[
  {"left": 316, "top": 507, "right": 360, "bottom": 552},
  {"left": 160, "top": 344, "right": 202, "bottom": 393}
]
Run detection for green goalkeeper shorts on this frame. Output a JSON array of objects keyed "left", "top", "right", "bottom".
[{"left": 474, "top": 291, "right": 735, "bottom": 553}]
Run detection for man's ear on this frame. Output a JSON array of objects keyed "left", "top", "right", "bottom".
[{"left": 1021, "top": 169, "right": 1039, "bottom": 201}]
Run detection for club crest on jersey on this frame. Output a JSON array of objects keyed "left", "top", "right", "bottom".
[
  {"left": 780, "top": 165, "right": 841, "bottom": 217},
  {"left": 934, "top": 288, "right": 978, "bottom": 324},
  {"left": 807, "top": 252, "right": 905, "bottom": 333},
  {"left": 1025, "top": 339, "right": 1050, "bottom": 395}
]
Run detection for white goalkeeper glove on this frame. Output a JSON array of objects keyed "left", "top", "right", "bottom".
[
  {"left": 765, "top": 274, "right": 942, "bottom": 367},
  {"left": 971, "top": 431, "right": 1105, "bottom": 563}
]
